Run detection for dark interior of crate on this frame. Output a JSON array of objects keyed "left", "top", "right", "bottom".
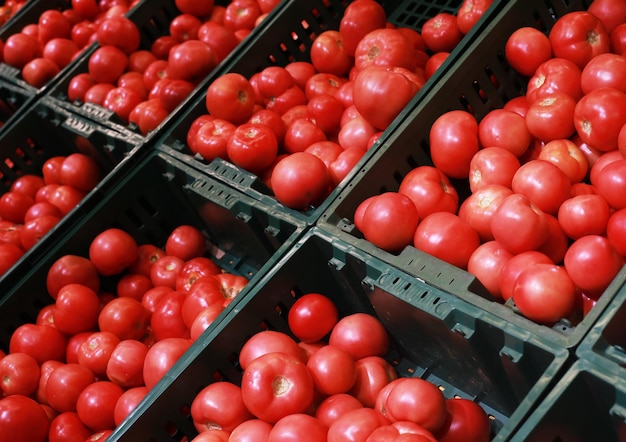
[
  {"left": 0, "top": 101, "right": 131, "bottom": 194},
  {"left": 518, "top": 365, "right": 626, "bottom": 441},
  {"left": 0, "top": 151, "right": 301, "bottom": 352},
  {"left": 112, "top": 229, "right": 564, "bottom": 442},
  {"left": 586, "top": 291, "right": 626, "bottom": 368}
]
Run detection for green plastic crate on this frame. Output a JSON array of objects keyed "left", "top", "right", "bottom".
[
  {"left": 0, "top": 97, "right": 145, "bottom": 294},
  {"left": 317, "top": 0, "right": 611, "bottom": 349},
  {"left": 0, "top": 149, "right": 305, "bottom": 349},
  {"left": 154, "top": 0, "right": 506, "bottom": 225},
  {"left": 109, "top": 227, "right": 569, "bottom": 442},
  {"left": 511, "top": 358, "right": 626, "bottom": 441}
]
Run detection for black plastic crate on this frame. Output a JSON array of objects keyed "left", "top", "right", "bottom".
[
  {"left": 153, "top": 0, "right": 506, "bottom": 225},
  {"left": 511, "top": 358, "right": 626, "bottom": 441},
  {"left": 109, "top": 227, "right": 569, "bottom": 442},
  {"left": 0, "top": 149, "right": 305, "bottom": 350},
  {"left": 0, "top": 76, "right": 36, "bottom": 128},
  {"left": 0, "top": 97, "right": 145, "bottom": 294},
  {"left": 44, "top": 0, "right": 286, "bottom": 137},
  {"left": 576, "top": 284, "right": 626, "bottom": 379},
  {"left": 317, "top": 0, "right": 610, "bottom": 349}
]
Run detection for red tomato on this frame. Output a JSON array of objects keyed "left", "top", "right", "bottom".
[
  {"left": 88, "top": 45, "right": 128, "bottom": 84},
  {"left": 103, "top": 86, "right": 144, "bottom": 123},
  {"left": 205, "top": 73, "right": 256, "bottom": 124},
  {"left": 3, "top": 33, "right": 39, "bottom": 69},
  {"left": 353, "top": 65, "right": 421, "bottom": 130},
  {"left": 328, "top": 313, "right": 389, "bottom": 361},
  {"left": 270, "top": 152, "right": 330, "bottom": 210},
  {"left": 588, "top": 0, "right": 626, "bottom": 33},
  {"left": 459, "top": 184, "right": 513, "bottom": 242},
  {"left": 98, "top": 296, "right": 150, "bottom": 341},
  {"left": 490, "top": 193, "right": 549, "bottom": 255},
  {"left": 329, "top": 146, "right": 366, "bottom": 187},
  {"left": 241, "top": 351, "right": 315, "bottom": 423},
  {"left": 504, "top": 27, "right": 552, "bottom": 77},
  {"left": 76, "top": 381, "right": 124, "bottom": 432},
  {"left": 238, "top": 330, "right": 305, "bottom": 370},
  {"left": 581, "top": 53, "right": 626, "bottom": 94},
  {"left": 223, "top": 0, "right": 261, "bottom": 31},
  {"left": 164, "top": 224, "right": 207, "bottom": 261},
  {"left": 268, "top": 414, "right": 328, "bottom": 441},
  {"left": 287, "top": 293, "right": 338, "bottom": 343},
  {"left": 60, "top": 153, "right": 101, "bottom": 192},
  {"left": 0, "top": 352, "right": 40, "bottom": 397},
  {"left": 113, "top": 386, "right": 149, "bottom": 426},
  {"left": 310, "top": 30, "right": 352, "bottom": 77},
  {"left": 338, "top": 0, "right": 386, "bottom": 57},
  {"left": 46, "top": 254, "right": 100, "bottom": 299},
  {"left": 38, "top": 9, "right": 72, "bottom": 44},
  {"left": 89, "top": 228, "right": 138, "bottom": 276},
  {"left": 327, "top": 406, "right": 390, "bottom": 441},
  {"left": 0, "top": 243, "right": 23, "bottom": 274},
  {"left": 142, "top": 337, "right": 192, "bottom": 389},
  {"left": 46, "top": 363, "right": 95, "bottom": 413},
  {"left": 437, "top": 398, "right": 491, "bottom": 442},
  {"left": 354, "top": 28, "right": 417, "bottom": 72},
  {"left": 0, "top": 395, "right": 49, "bottom": 442},
  {"left": 511, "top": 159, "right": 571, "bottom": 215},
  {"left": 348, "top": 355, "right": 397, "bottom": 408},
  {"left": 168, "top": 40, "right": 218, "bottom": 83},
  {"left": 191, "top": 382, "right": 253, "bottom": 432},
  {"left": 467, "top": 240, "right": 514, "bottom": 300},
  {"left": 429, "top": 110, "right": 479, "bottom": 179},
  {"left": 525, "top": 93, "right": 577, "bottom": 142},
  {"left": 77, "top": 331, "right": 120, "bottom": 379},
  {"left": 96, "top": 15, "right": 140, "bottom": 54},
  {"left": 169, "top": 13, "right": 202, "bottom": 42},
  {"left": 456, "top": 0, "right": 493, "bottom": 34},
  {"left": 53, "top": 283, "right": 100, "bottom": 335},
  {"left": 198, "top": 23, "right": 239, "bottom": 63},
  {"left": 316, "top": 393, "right": 363, "bottom": 428},
  {"left": 49, "top": 411, "right": 92, "bottom": 442},
  {"left": 367, "top": 421, "right": 437, "bottom": 442},
  {"left": 557, "top": 194, "right": 610, "bottom": 239},
  {"left": 421, "top": 12, "right": 463, "bottom": 53},
  {"left": 227, "top": 123, "right": 279, "bottom": 173},
  {"left": 306, "top": 344, "right": 357, "bottom": 395},
  {"left": 607, "top": 208, "right": 626, "bottom": 256},
  {"left": 10, "top": 323, "right": 67, "bottom": 365},
  {"left": 190, "top": 304, "right": 225, "bottom": 341},
  {"left": 537, "top": 138, "right": 588, "bottom": 184},
  {"left": 414, "top": 212, "right": 481, "bottom": 270},
  {"left": 478, "top": 109, "right": 531, "bottom": 156},
  {"left": 549, "top": 11, "right": 610, "bottom": 69},
  {"left": 355, "top": 192, "right": 419, "bottom": 253},
  {"left": 525, "top": 58, "right": 583, "bottom": 104},
  {"left": 564, "top": 234, "right": 624, "bottom": 298},
  {"left": 574, "top": 87, "right": 626, "bottom": 151},
  {"left": 595, "top": 158, "right": 626, "bottom": 209},
  {"left": 468, "top": 147, "right": 520, "bottom": 192},
  {"left": 228, "top": 419, "right": 273, "bottom": 441},
  {"left": 106, "top": 339, "right": 148, "bottom": 388},
  {"left": 151, "top": 290, "right": 190, "bottom": 340},
  {"left": 43, "top": 37, "right": 79, "bottom": 69}
]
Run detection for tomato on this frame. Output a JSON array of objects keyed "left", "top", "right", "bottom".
[
  {"left": 10, "top": 323, "right": 67, "bottom": 365},
  {"left": 46, "top": 363, "right": 96, "bottom": 413},
  {"left": 338, "top": 115, "right": 378, "bottom": 151},
  {"left": 84, "top": 83, "right": 116, "bottom": 106},
  {"left": 338, "top": 0, "right": 386, "bottom": 57},
  {"left": 414, "top": 212, "right": 481, "bottom": 270},
  {"left": 0, "top": 352, "right": 40, "bottom": 397},
  {"left": 557, "top": 193, "right": 610, "bottom": 240},
  {"left": 268, "top": 414, "right": 328, "bottom": 441},
  {"left": 103, "top": 86, "right": 144, "bottom": 123},
  {"left": 287, "top": 293, "right": 338, "bottom": 343},
  {"left": 88, "top": 45, "right": 128, "bottom": 84},
  {"left": 0, "top": 395, "right": 49, "bottom": 442},
  {"left": 223, "top": 0, "right": 261, "bottom": 31},
  {"left": 467, "top": 240, "right": 514, "bottom": 300},
  {"left": 270, "top": 152, "right": 330, "bottom": 210},
  {"left": 511, "top": 159, "right": 571, "bottom": 215},
  {"left": 526, "top": 58, "right": 582, "bottom": 104},
  {"left": 43, "top": 37, "right": 79, "bottom": 69},
  {"left": 595, "top": 158, "right": 626, "bottom": 209},
  {"left": 52, "top": 283, "right": 100, "bottom": 335},
  {"left": 191, "top": 382, "right": 253, "bottom": 432},
  {"left": 329, "top": 147, "right": 366, "bottom": 187},
  {"left": 327, "top": 406, "right": 390, "bottom": 441},
  {"left": 328, "top": 312, "right": 389, "bottom": 361},
  {"left": 129, "top": 98, "right": 169, "bottom": 135},
  {"left": 190, "top": 304, "right": 226, "bottom": 341},
  {"left": 169, "top": 13, "right": 202, "bottom": 42},
  {"left": 478, "top": 109, "right": 531, "bottom": 156},
  {"left": 168, "top": 40, "right": 218, "bottom": 83},
  {"left": 60, "top": 153, "right": 101, "bottom": 192},
  {"left": 3, "top": 33, "right": 39, "bottom": 69},
  {"left": 564, "top": 234, "right": 624, "bottom": 299},
  {"left": 306, "top": 344, "right": 357, "bottom": 395},
  {"left": 310, "top": 30, "right": 352, "bottom": 77},
  {"left": 580, "top": 53, "right": 626, "bottom": 95},
  {"left": 198, "top": 23, "right": 239, "bottom": 63},
  {"left": 504, "top": 27, "right": 552, "bottom": 77},
  {"left": 354, "top": 28, "right": 417, "bottom": 72},
  {"left": 537, "top": 138, "right": 589, "bottom": 184},
  {"left": 429, "top": 110, "right": 479, "bottom": 179},
  {"left": 49, "top": 411, "right": 93, "bottom": 442},
  {"left": 284, "top": 118, "right": 327, "bottom": 154},
  {"left": 227, "top": 122, "right": 279, "bottom": 173},
  {"left": 305, "top": 140, "right": 343, "bottom": 168},
  {"left": 457, "top": 0, "right": 493, "bottom": 35},
  {"left": 525, "top": 93, "right": 577, "bottom": 142},
  {"left": 46, "top": 254, "right": 100, "bottom": 299},
  {"left": 315, "top": 394, "right": 363, "bottom": 429},
  {"left": 96, "top": 15, "right": 140, "bottom": 54},
  {"left": 113, "top": 386, "right": 149, "bottom": 426},
  {"left": 549, "top": 11, "right": 610, "bottom": 69},
  {"left": 77, "top": 331, "right": 120, "bottom": 379},
  {"left": 422, "top": 12, "right": 463, "bottom": 53},
  {"left": 241, "top": 351, "right": 315, "bottom": 423},
  {"left": 151, "top": 290, "right": 190, "bottom": 340},
  {"left": 0, "top": 243, "right": 23, "bottom": 274},
  {"left": 575, "top": 87, "right": 626, "bottom": 152},
  {"left": 76, "top": 381, "right": 124, "bottom": 432},
  {"left": 238, "top": 330, "right": 305, "bottom": 370},
  {"left": 437, "top": 398, "right": 490, "bottom": 442},
  {"left": 142, "top": 337, "right": 192, "bottom": 389},
  {"left": 206, "top": 73, "right": 256, "bottom": 124},
  {"left": 228, "top": 418, "right": 273, "bottom": 442},
  {"left": 459, "top": 184, "right": 513, "bottom": 242},
  {"left": 353, "top": 66, "right": 421, "bottom": 130},
  {"left": 89, "top": 228, "right": 138, "bottom": 276},
  {"left": 608, "top": 208, "right": 626, "bottom": 256},
  {"left": 469, "top": 147, "right": 519, "bottom": 192},
  {"left": 490, "top": 193, "right": 549, "bottom": 255},
  {"left": 38, "top": 9, "right": 72, "bottom": 44},
  {"left": 348, "top": 356, "right": 397, "bottom": 408},
  {"left": 588, "top": 0, "right": 626, "bottom": 33}
]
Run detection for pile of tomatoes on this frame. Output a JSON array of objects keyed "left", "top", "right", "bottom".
[
  {"left": 0, "top": 223, "right": 249, "bottom": 441},
  {"left": 187, "top": 293, "right": 491, "bottom": 442},
  {"left": 354, "top": 0, "right": 626, "bottom": 326},
  {"left": 0, "top": 152, "right": 102, "bottom": 276},
  {"left": 65, "top": 0, "right": 280, "bottom": 135},
  {"left": 0, "top": 0, "right": 28, "bottom": 29},
  {"left": 183, "top": 0, "right": 494, "bottom": 210}
]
